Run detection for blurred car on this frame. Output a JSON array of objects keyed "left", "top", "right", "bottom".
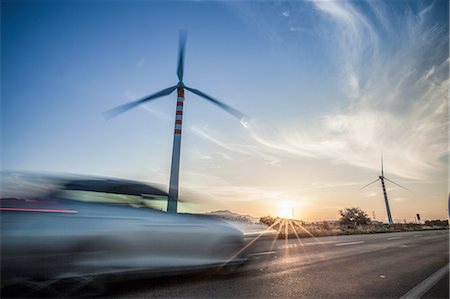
[{"left": 0, "top": 172, "right": 245, "bottom": 293}]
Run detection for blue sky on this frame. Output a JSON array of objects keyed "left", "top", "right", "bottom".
[{"left": 2, "top": 0, "right": 448, "bottom": 221}]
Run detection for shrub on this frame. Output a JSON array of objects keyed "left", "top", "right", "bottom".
[{"left": 339, "top": 207, "right": 371, "bottom": 227}]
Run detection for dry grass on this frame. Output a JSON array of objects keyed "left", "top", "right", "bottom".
[{"left": 259, "top": 216, "right": 448, "bottom": 239}]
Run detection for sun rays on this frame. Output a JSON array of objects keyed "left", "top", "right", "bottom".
[{"left": 217, "top": 216, "right": 332, "bottom": 272}]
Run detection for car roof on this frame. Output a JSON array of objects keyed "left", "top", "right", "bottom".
[
  {"left": 1, "top": 172, "right": 168, "bottom": 199},
  {"left": 62, "top": 179, "right": 168, "bottom": 197}
]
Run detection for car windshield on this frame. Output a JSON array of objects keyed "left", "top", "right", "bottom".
[
  {"left": 55, "top": 179, "right": 169, "bottom": 211},
  {"left": 58, "top": 189, "right": 168, "bottom": 211},
  {"left": 1, "top": 173, "right": 171, "bottom": 212}
]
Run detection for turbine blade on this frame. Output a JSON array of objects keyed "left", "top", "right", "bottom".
[
  {"left": 360, "top": 178, "right": 380, "bottom": 190},
  {"left": 177, "top": 30, "right": 187, "bottom": 82},
  {"left": 384, "top": 177, "right": 411, "bottom": 192},
  {"left": 104, "top": 86, "right": 177, "bottom": 119},
  {"left": 185, "top": 86, "right": 248, "bottom": 121}
]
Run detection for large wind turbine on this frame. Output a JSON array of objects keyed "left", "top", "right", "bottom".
[
  {"left": 104, "top": 32, "right": 246, "bottom": 213},
  {"left": 360, "top": 155, "right": 410, "bottom": 225}
]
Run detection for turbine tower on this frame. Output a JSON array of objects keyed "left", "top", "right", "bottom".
[
  {"left": 360, "top": 155, "right": 410, "bottom": 225},
  {"left": 104, "top": 32, "right": 246, "bottom": 213}
]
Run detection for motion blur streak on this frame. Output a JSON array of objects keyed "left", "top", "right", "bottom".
[
  {"left": 0, "top": 208, "right": 79, "bottom": 213},
  {"left": 215, "top": 218, "right": 282, "bottom": 272}
]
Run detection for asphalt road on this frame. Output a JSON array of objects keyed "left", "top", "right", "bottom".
[{"left": 101, "top": 229, "right": 449, "bottom": 298}]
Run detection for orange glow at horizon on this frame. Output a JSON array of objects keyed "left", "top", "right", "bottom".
[{"left": 277, "top": 201, "right": 295, "bottom": 219}]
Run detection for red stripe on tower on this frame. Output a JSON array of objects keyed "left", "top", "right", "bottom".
[
  {"left": 177, "top": 102, "right": 183, "bottom": 107},
  {"left": 176, "top": 111, "right": 183, "bottom": 116},
  {"left": 175, "top": 120, "right": 182, "bottom": 125},
  {"left": 177, "top": 88, "right": 185, "bottom": 98},
  {"left": 174, "top": 129, "right": 182, "bottom": 135}
]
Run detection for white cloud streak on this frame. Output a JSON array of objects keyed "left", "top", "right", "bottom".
[
  {"left": 241, "top": 0, "right": 449, "bottom": 181},
  {"left": 199, "top": 1, "right": 448, "bottom": 181}
]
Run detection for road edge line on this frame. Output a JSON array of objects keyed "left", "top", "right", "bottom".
[
  {"left": 400, "top": 263, "right": 449, "bottom": 299},
  {"left": 334, "top": 241, "right": 364, "bottom": 247}
]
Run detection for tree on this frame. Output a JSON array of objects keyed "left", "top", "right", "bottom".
[{"left": 339, "top": 207, "right": 371, "bottom": 227}]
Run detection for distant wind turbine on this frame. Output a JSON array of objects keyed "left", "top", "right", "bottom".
[
  {"left": 104, "top": 31, "right": 247, "bottom": 213},
  {"left": 360, "top": 155, "right": 411, "bottom": 225}
]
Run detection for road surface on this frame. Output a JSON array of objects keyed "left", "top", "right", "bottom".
[{"left": 101, "top": 229, "right": 449, "bottom": 298}]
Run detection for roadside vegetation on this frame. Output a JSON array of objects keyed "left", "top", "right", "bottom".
[{"left": 259, "top": 207, "right": 449, "bottom": 239}]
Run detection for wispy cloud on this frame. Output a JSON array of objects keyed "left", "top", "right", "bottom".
[
  {"left": 190, "top": 125, "right": 283, "bottom": 166},
  {"left": 190, "top": 125, "right": 249, "bottom": 155},
  {"left": 246, "top": 1, "right": 449, "bottom": 180},
  {"left": 211, "top": 1, "right": 448, "bottom": 181},
  {"left": 313, "top": 0, "right": 380, "bottom": 101}
]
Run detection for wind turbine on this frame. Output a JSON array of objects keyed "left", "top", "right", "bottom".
[
  {"left": 360, "top": 155, "right": 410, "bottom": 225},
  {"left": 104, "top": 32, "right": 247, "bottom": 213}
]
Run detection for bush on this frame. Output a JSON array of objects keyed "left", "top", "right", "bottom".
[
  {"left": 339, "top": 207, "right": 371, "bottom": 227},
  {"left": 424, "top": 220, "right": 449, "bottom": 227},
  {"left": 260, "top": 216, "right": 276, "bottom": 227}
]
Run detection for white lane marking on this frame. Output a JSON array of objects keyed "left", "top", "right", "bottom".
[
  {"left": 335, "top": 241, "right": 365, "bottom": 247},
  {"left": 248, "top": 251, "right": 277, "bottom": 257},
  {"left": 400, "top": 263, "right": 449, "bottom": 299},
  {"left": 243, "top": 230, "right": 276, "bottom": 237},
  {"left": 302, "top": 240, "right": 339, "bottom": 246},
  {"left": 278, "top": 240, "right": 338, "bottom": 249},
  {"left": 387, "top": 237, "right": 402, "bottom": 240}
]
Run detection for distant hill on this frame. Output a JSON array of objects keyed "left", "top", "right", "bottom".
[{"left": 207, "top": 210, "right": 260, "bottom": 224}]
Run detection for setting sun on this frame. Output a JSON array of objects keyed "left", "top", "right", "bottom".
[{"left": 277, "top": 201, "right": 294, "bottom": 219}]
